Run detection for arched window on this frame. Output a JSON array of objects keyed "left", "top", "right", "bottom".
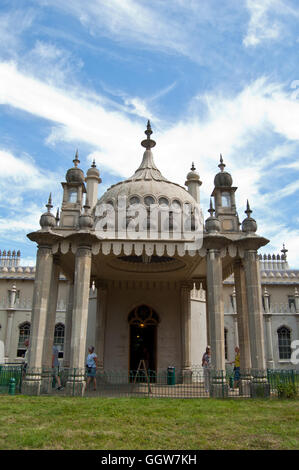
[
  {"left": 277, "top": 326, "right": 291, "bottom": 359},
  {"left": 17, "top": 322, "right": 30, "bottom": 358},
  {"left": 54, "top": 323, "right": 65, "bottom": 358}
]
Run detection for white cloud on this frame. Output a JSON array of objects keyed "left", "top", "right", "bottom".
[
  {"left": 0, "top": 61, "right": 299, "bottom": 263},
  {"left": 243, "top": 0, "right": 299, "bottom": 47}
]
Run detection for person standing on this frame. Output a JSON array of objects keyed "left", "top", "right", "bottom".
[
  {"left": 86, "top": 346, "right": 98, "bottom": 391},
  {"left": 202, "top": 346, "right": 211, "bottom": 393},
  {"left": 52, "top": 344, "right": 63, "bottom": 391},
  {"left": 230, "top": 346, "right": 240, "bottom": 389}
]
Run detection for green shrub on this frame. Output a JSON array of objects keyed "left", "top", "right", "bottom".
[{"left": 276, "top": 381, "right": 297, "bottom": 399}]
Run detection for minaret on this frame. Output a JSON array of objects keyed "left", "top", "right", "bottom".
[
  {"left": 185, "top": 162, "right": 202, "bottom": 203},
  {"left": 85, "top": 159, "right": 102, "bottom": 211},
  {"left": 60, "top": 150, "right": 86, "bottom": 228},
  {"left": 211, "top": 154, "right": 239, "bottom": 232}
]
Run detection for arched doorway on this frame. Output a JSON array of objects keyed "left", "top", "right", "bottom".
[{"left": 128, "top": 305, "right": 159, "bottom": 374}]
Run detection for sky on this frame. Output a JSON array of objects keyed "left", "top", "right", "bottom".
[{"left": 0, "top": 0, "right": 298, "bottom": 267}]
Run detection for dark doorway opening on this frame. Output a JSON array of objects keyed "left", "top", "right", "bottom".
[{"left": 128, "top": 305, "right": 159, "bottom": 382}]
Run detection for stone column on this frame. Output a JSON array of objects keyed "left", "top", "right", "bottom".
[
  {"left": 265, "top": 315, "right": 274, "bottom": 369},
  {"left": 42, "top": 257, "right": 60, "bottom": 368},
  {"left": 40, "top": 257, "right": 60, "bottom": 392},
  {"left": 243, "top": 250, "right": 269, "bottom": 397},
  {"left": 22, "top": 245, "right": 53, "bottom": 395},
  {"left": 95, "top": 282, "right": 108, "bottom": 370},
  {"left": 206, "top": 249, "right": 227, "bottom": 397},
  {"left": 63, "top": 281, "right": 74, "bottom": 368},
  {"left": 5, "top": 311, "right": 14, "bottom": 358},
  {"left": 5, "top": 284, "right": 17, "bottom": 358},
  {"left": 65, "top": 245, "right": 92, "bottom": 396},
  {"left": 180, "top": 282, "right": 192, "bottom": 383},
  {"left": 233, "top": 260, "right": 251, "bottom": 370}
]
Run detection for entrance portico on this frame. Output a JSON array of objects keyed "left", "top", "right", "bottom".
[{"left": 23, "top": 122, "right": 269, "bottom": 396}]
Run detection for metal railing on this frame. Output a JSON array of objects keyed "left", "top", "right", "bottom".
[{"left": 1, "top": 364, "right": 298, "bottom": 398}]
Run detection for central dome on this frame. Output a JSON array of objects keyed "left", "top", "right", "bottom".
[{"left": 96, "top": 122, "right": 196, "bottom": 210}]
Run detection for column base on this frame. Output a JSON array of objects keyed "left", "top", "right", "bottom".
[
  {"left": 210, "top": 371, "right": 228, "bottom": 398},
  {"left": 22, "top": 371, "right": 42, "bottom": 396},
  {"left": 65, "top": 371, "right": 86, "bottom": 396},
  {"left": 250, "top": 373, "right": 270, "bottom": 398},
  {"left": 182, "top": 369, "right": 193, "bottom": 384}
]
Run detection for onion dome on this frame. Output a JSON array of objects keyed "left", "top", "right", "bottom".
[
  {"left": 241, "top": 200, "right": 257, "bottom": 233},
  {"left": 79, "top": 198, "right": 94, "bottom": 229},
  {"left": 65, "top": 150, "right": 85, "bottom": 183},
  {"left": 86, "top": 159, "right": 100, "bottom": 178},
  {"left": 186, "top": 162, "right": 201, "bottom": 183},
  {"left": 96, "top": 121, "right": 196, "bottom": 212},
  {"left": 205, "top": 199, "right": 220, "bottom": 233},
  {"left": 40, "top": 194, "right": 56, "bottom": 229},
  {"left": 214, "top": 154, "right": 233, "bottom": 187}
]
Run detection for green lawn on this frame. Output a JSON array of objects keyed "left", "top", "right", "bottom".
[{"left": 0, "top": 396, "right": 298, "bottom": 450}]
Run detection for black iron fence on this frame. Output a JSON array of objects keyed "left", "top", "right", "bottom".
[{"left": 1, "top": 364, "right": 298, "bottom": 399}]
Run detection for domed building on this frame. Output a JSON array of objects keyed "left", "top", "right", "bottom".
[{"left": 22, "top": 121, "right": 284, "bottom": 397}]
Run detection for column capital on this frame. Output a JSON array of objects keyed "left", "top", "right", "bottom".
[{"left": 76, "top": 245, "right": 92, "bottom": 258}]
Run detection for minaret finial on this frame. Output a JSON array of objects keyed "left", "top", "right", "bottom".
[
  {"left": 218, "top": 153, "right": 226, "bottom": 172},
  {"left": 73, "top": 149, "right": 80, "bottom": 167},
  {"left": 191, "top": 162, "right": 196, "bottom": 171},
  {"left": 91, "top": 158, "right": 96, "bottom": 168},
  {"left": 281, "top": 243, "right": 288, "bottom": 259},
  {"left": 245, "top": 199, "right": 252, "bottom": 218},
  {"left": 46, "top": 193, "right": 53, "bottom": 212},
  {"left": 141, "top": 120, "right": 156, "bottom": 149},
  {"left": 208, "top": 198, "right": 215, "bottom": 216}
]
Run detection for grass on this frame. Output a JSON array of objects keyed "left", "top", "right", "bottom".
[{"left": 0, "top": 395, "right": 298, "bottom": 450}]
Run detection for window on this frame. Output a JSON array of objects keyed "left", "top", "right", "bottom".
[
  {"left": 54, "top": 323, "right": 65, "bottom": 358},
  {"left": 68, "top": 189, "right": 77, "bottom": 203},
  {"left": 17, "top": 322, "right": 30, "bottom": 358},
  {"left": 144, "top": 196, "right": 155, "bottom": 206},
  {"left": 221, "top": 192, "right": 231, "bottom": 207},
  {"left": 288, "top": 296, "right": 296, "bottom": 312},
  {"left": 277, "top": 326, "right": 291, "bottom": 360},
  {"left": 158, "top": 197, "right": 169, "bottom": 207},
  {"left": 129, "top": 196, "right": 140, "bottom": 206}
]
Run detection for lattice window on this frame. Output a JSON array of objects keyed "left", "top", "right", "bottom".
[
  {"left": 17, "top": 322, "right": 30, "bottom": 357},
  {"left": 54, "top": 323, "right": 65, "bottom": 358},
  {"left": 277, "top": 326, "right": 291, "bottom": 360}
]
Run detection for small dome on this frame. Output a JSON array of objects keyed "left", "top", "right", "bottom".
[
  {"left": 79, "top": 213, "right": 93, "bottom": 229},
  {"left": 86, "top": 160, "right": 101, "bottom": 179},
  {"left": 241, "top": 201, "right": 257, "bottom": 233},
  {"left": 214, "top": 171, "right": 233, "bottom": 187},
  {"left": 40, "top": 194, "right": 56, "bottom": 229},
  {"left": 66, "top": 150, "right": 85, "bottom": 183},
  {"left": 214, "top": 154, "right": 232, "bottom": 187},
  {"left": 40, "top": 212, "right": 56, "bottom": 229},
  {"left": 205, "top": 199, "right": 220, "bottom": 233},
  {"left": 186, "top": 163, "right": 201, "bottom": 182},
  {"left": 79, "top": 200, "right": 94, "bottom": 229}
]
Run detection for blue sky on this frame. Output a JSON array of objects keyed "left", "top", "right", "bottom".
[{"left": 0, "top": 0, "right": 299, "bottom": 266}]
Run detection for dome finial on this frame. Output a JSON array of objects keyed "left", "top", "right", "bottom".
[
  {"left": 73, "top": 149, "right": 80, "bottom": 167},
  {"left": 208, "top": 198, "right": 215, "bottom": 216},
  {"left": 245, "top": 199, "right": 252, "bottom": 218},
  {"left": 46, "top": 193, "right": 53, "bottom": 212},
  {"left": 218, "top": 154, "right": 226, "bottom": 172},
  {"left": 141, "top": 120, "right": 156, "bottom": 149},
  {"left": 281, "top": 243, "right": 288, "bottom": 259}
]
